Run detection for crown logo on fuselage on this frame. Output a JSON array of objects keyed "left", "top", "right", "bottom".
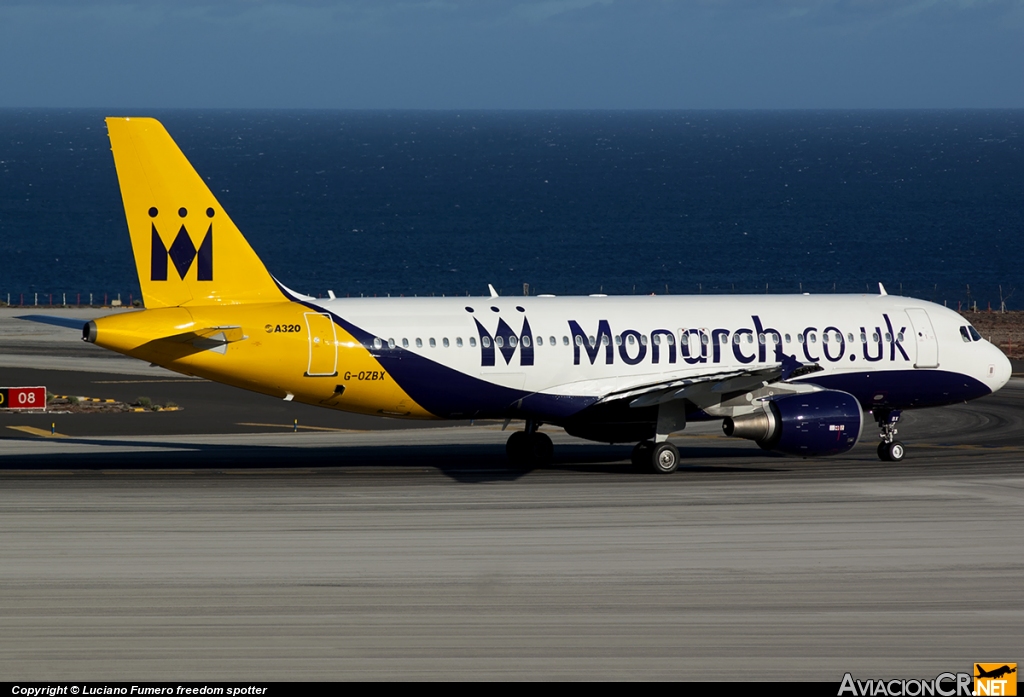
[{"left": 148, "top": 206, "right": 214, "bottom": 281}]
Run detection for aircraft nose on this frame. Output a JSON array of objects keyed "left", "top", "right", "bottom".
[{"left": 987, "top": 343, "right": 1013, "bottom": 392}]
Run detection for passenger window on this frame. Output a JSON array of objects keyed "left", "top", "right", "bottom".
[
  {"left": 522, "top": 336, "right": 531, "bottom": 348},
  {"left": 653, "top": 334, "right": 661, "bottom": 345},
  {"left": 373, "top": 338, "right": 382, "bottom": 349},
  {"left": 481, "top": 336, "right": 490, "bottom": 348},
  {"left": 563, "top": 336, "right": 570, "bottom": 346},
  {"left": 495, "top": 336, "right": 504, "bottom": 348},
  {"left": 601, "top": 335, "right": 610, "bottom": 346},
  {"left": 860, "top": 332, "right": 867, "bottom": 343},
  {"left": 456, "top": 337, "right": 463, "bottom": 347},
  {"left": 784, "top": 334, "right": 791, "bottom": 343},
  {"left": 549, "top": 336, "right": 556, "bottom": 346},
  {"left": 430, "top": 338, "right": 437, "bottom": 348},
  {"left": 387, "top": 338, "right": 396, "bottom": 349},
  {"left": 847, "top": 333, "right": 854, "bottom": 343},
  {"left": 701, "top": 333, "right": 709, "bottom": 345},
  {"left": 402, "top": 338, "right": 409, "bottom": 348},
  {"left": 884, "top": 333, "right": 892, "bottom": 342},
  {"left": 872, "top": 332, "right": 879, "bottom": 342},
  {"left": 442, "top": 337, "right": 449, "bottom": 348},
  {"left": 510, "top": 335, "right": 518, "bottom": 348},
  {"left": 809, "top": 333, "right": 816, "bottom": 343},
  {"left": 415, "top": 338, "right": 423, "bottom": 348},
  {"left": 575, "top": 335, "right": 583, "bottom": 346},
  {"left": 615, "top": 335, "right": 623, "bottom": 346},
  {"left": 823, "top": 333, "right": 829, "bottom": 344},
  {"left": 758, "top": 333, "right": 765, "bottom": 345},
  {"left": 628, "top": 334, "right": 636, "bottom": 345},
  {"left": 897, "top": 332, "right": 904, "bottom": 342},
  {"left": 470, "top": 337, "right": 477, "bottom": 347},
  {"left": 797, "top": 333, "right": 804, "bottom": 344},
  {"left": 733, "top": 334, "right": 741, "bottom": 345},
  {"left": 640, "top": 335, "right": 648, "bottom": 346}
]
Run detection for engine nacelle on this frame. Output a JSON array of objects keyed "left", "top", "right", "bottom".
[{"left": 722, "top": 390, "right": 862, "bottom": 457}]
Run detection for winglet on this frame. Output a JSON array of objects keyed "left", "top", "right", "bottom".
[
  {"left": 879, "top": 283, "right": 887, "bottom": 296},
  {"left": 488, "top": 284, "right": 499, "bottom": 298}
]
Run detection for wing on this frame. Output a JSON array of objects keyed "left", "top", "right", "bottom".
[{"left": 600, "top": 354, "right": 823, "bottom": 409}]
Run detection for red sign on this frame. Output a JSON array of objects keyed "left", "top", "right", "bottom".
[{"left": 0, "top": 386, "right": 46, "bottom": 410}]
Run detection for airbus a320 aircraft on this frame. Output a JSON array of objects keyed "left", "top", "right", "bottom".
[{"left": 78, "top": 117, "right": 1011, "bottom": 472}]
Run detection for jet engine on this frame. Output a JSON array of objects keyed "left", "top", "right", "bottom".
[{"left": 722, "top": 389, "right": 862, "bottom": 457}]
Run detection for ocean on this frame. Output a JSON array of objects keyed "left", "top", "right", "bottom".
[{"left": 1, "top": 109, "right": 1022, "bottom": 309}]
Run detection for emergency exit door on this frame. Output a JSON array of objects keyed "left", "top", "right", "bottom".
[
  {"left": 305, "top": 312, "right": 338, "bottom": 377},
  {"left": 906, "top": 308, "right": 939, "bottom": 369}
]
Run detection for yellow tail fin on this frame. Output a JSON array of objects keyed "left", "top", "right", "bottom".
[{"left": 106, "top": 117, "right": 284, "bottom": 308}]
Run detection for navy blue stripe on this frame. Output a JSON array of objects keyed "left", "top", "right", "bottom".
[{"left": 797, "top": 369, "right": 991, "bottom": 410}]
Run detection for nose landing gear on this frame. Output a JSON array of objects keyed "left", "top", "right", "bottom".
[{"left": 874, "top": 409, "right": 905, "bottom": 462}]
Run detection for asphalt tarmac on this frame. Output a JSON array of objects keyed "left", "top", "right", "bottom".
[{"left": 0, "top": 309, "right": 1022, "bottom": 680}]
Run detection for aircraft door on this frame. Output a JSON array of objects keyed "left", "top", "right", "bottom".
[
  {"left": 304, "top": 312, "right": 338, "bottom": 377},
  {"left": 906, "top": 308, "right": 939, "bottom": 369}
]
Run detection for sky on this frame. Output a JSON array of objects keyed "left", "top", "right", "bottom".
[{"left": 0, "top": 0, "right": 1022, "bottom": 109}]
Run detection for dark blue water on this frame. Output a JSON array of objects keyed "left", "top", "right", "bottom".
[{"left": 2, "top": 109, "right": 1022, "bottom": 309}]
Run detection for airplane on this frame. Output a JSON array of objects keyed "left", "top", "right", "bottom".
[
  {"left": 975, "top": 665, "right": 1016, "bottom": 680},
  {"left": 70, "top": 117, "right": 1013, "bottom": 472}
]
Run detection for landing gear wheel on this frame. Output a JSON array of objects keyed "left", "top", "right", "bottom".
[
  {"left": 631, "top": 441, "right": 653, "bottom": 469},
  {"left": 506, "top": 431, "right": 529, "bottom": 465},
  {"left": 877, "top": 440, "right": 906, "bottom": 462},
  {"left": 650, "top": 442, "right": 680, "bottom": 474},
  {"left": 878, "top": 440, "right": 905, "bottom": 462},
  {"left": 527, "top": 431, "right": 554, "bottom": 466},
  {"left": 506, "top": 430, "right": 554, "bottom": 467}
]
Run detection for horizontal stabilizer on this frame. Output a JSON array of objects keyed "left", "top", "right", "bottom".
[
  {"left": 165, "top": 326, "right": 246, "bottom": 344},
  {"left": 141, "top": 325, "right": 247, "bottom": 356},
  {"left": 15, "top": 315, "right": 89, "bottom": 330}
]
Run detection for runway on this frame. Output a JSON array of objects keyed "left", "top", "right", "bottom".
[{"left": 0, "top": 310, "right": 1022, "bottom": 680}]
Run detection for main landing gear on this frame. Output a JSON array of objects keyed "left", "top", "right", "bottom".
[
  {"left": 875, "top": 409, "right": 905, "bottom": 462},
  {"left": 631, "top": 440, "right": 680, "bottom": 474},
  {"left": 506, "top": 421, "right": 554, "bottom": 467}
]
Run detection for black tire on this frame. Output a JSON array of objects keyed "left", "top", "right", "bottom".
[
  {"left": 528, "top": 432, "right": 554, "bottom": 466},
  {"left": 650, "top": 442, "right": 680, "bottom": 474},
  {"left": 887, "top": 441, "right": 906, "bottom": 462},
  {"left": 877, "top": 441, "right": 891, "bottom": 462},
  {"left": 631, "top": 441, "right": 652, "bottom": 469},
  {"left": 506, "top": 431, "right": 529, "bottom": 464}
]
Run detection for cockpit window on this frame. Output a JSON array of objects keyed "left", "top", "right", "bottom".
[{"left": 960, "top": 326, "right": 983, "bottom": 342}]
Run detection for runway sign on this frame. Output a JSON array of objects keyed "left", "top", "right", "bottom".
[{"left": 0, "top": 386, "right": 47, "bottom": 410}]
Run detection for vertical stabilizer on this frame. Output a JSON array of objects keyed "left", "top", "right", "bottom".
[{"left": 106, "top": 117, "right": 283, "bottom": 308}]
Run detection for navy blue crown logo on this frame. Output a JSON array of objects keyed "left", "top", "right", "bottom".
[{"left": 149, "top": 206, "right": 214, "bottom": 281}]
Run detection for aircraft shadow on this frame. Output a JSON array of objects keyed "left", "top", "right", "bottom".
[{"left": 0, "top": 435, "right": 786, "bottom": 482}]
